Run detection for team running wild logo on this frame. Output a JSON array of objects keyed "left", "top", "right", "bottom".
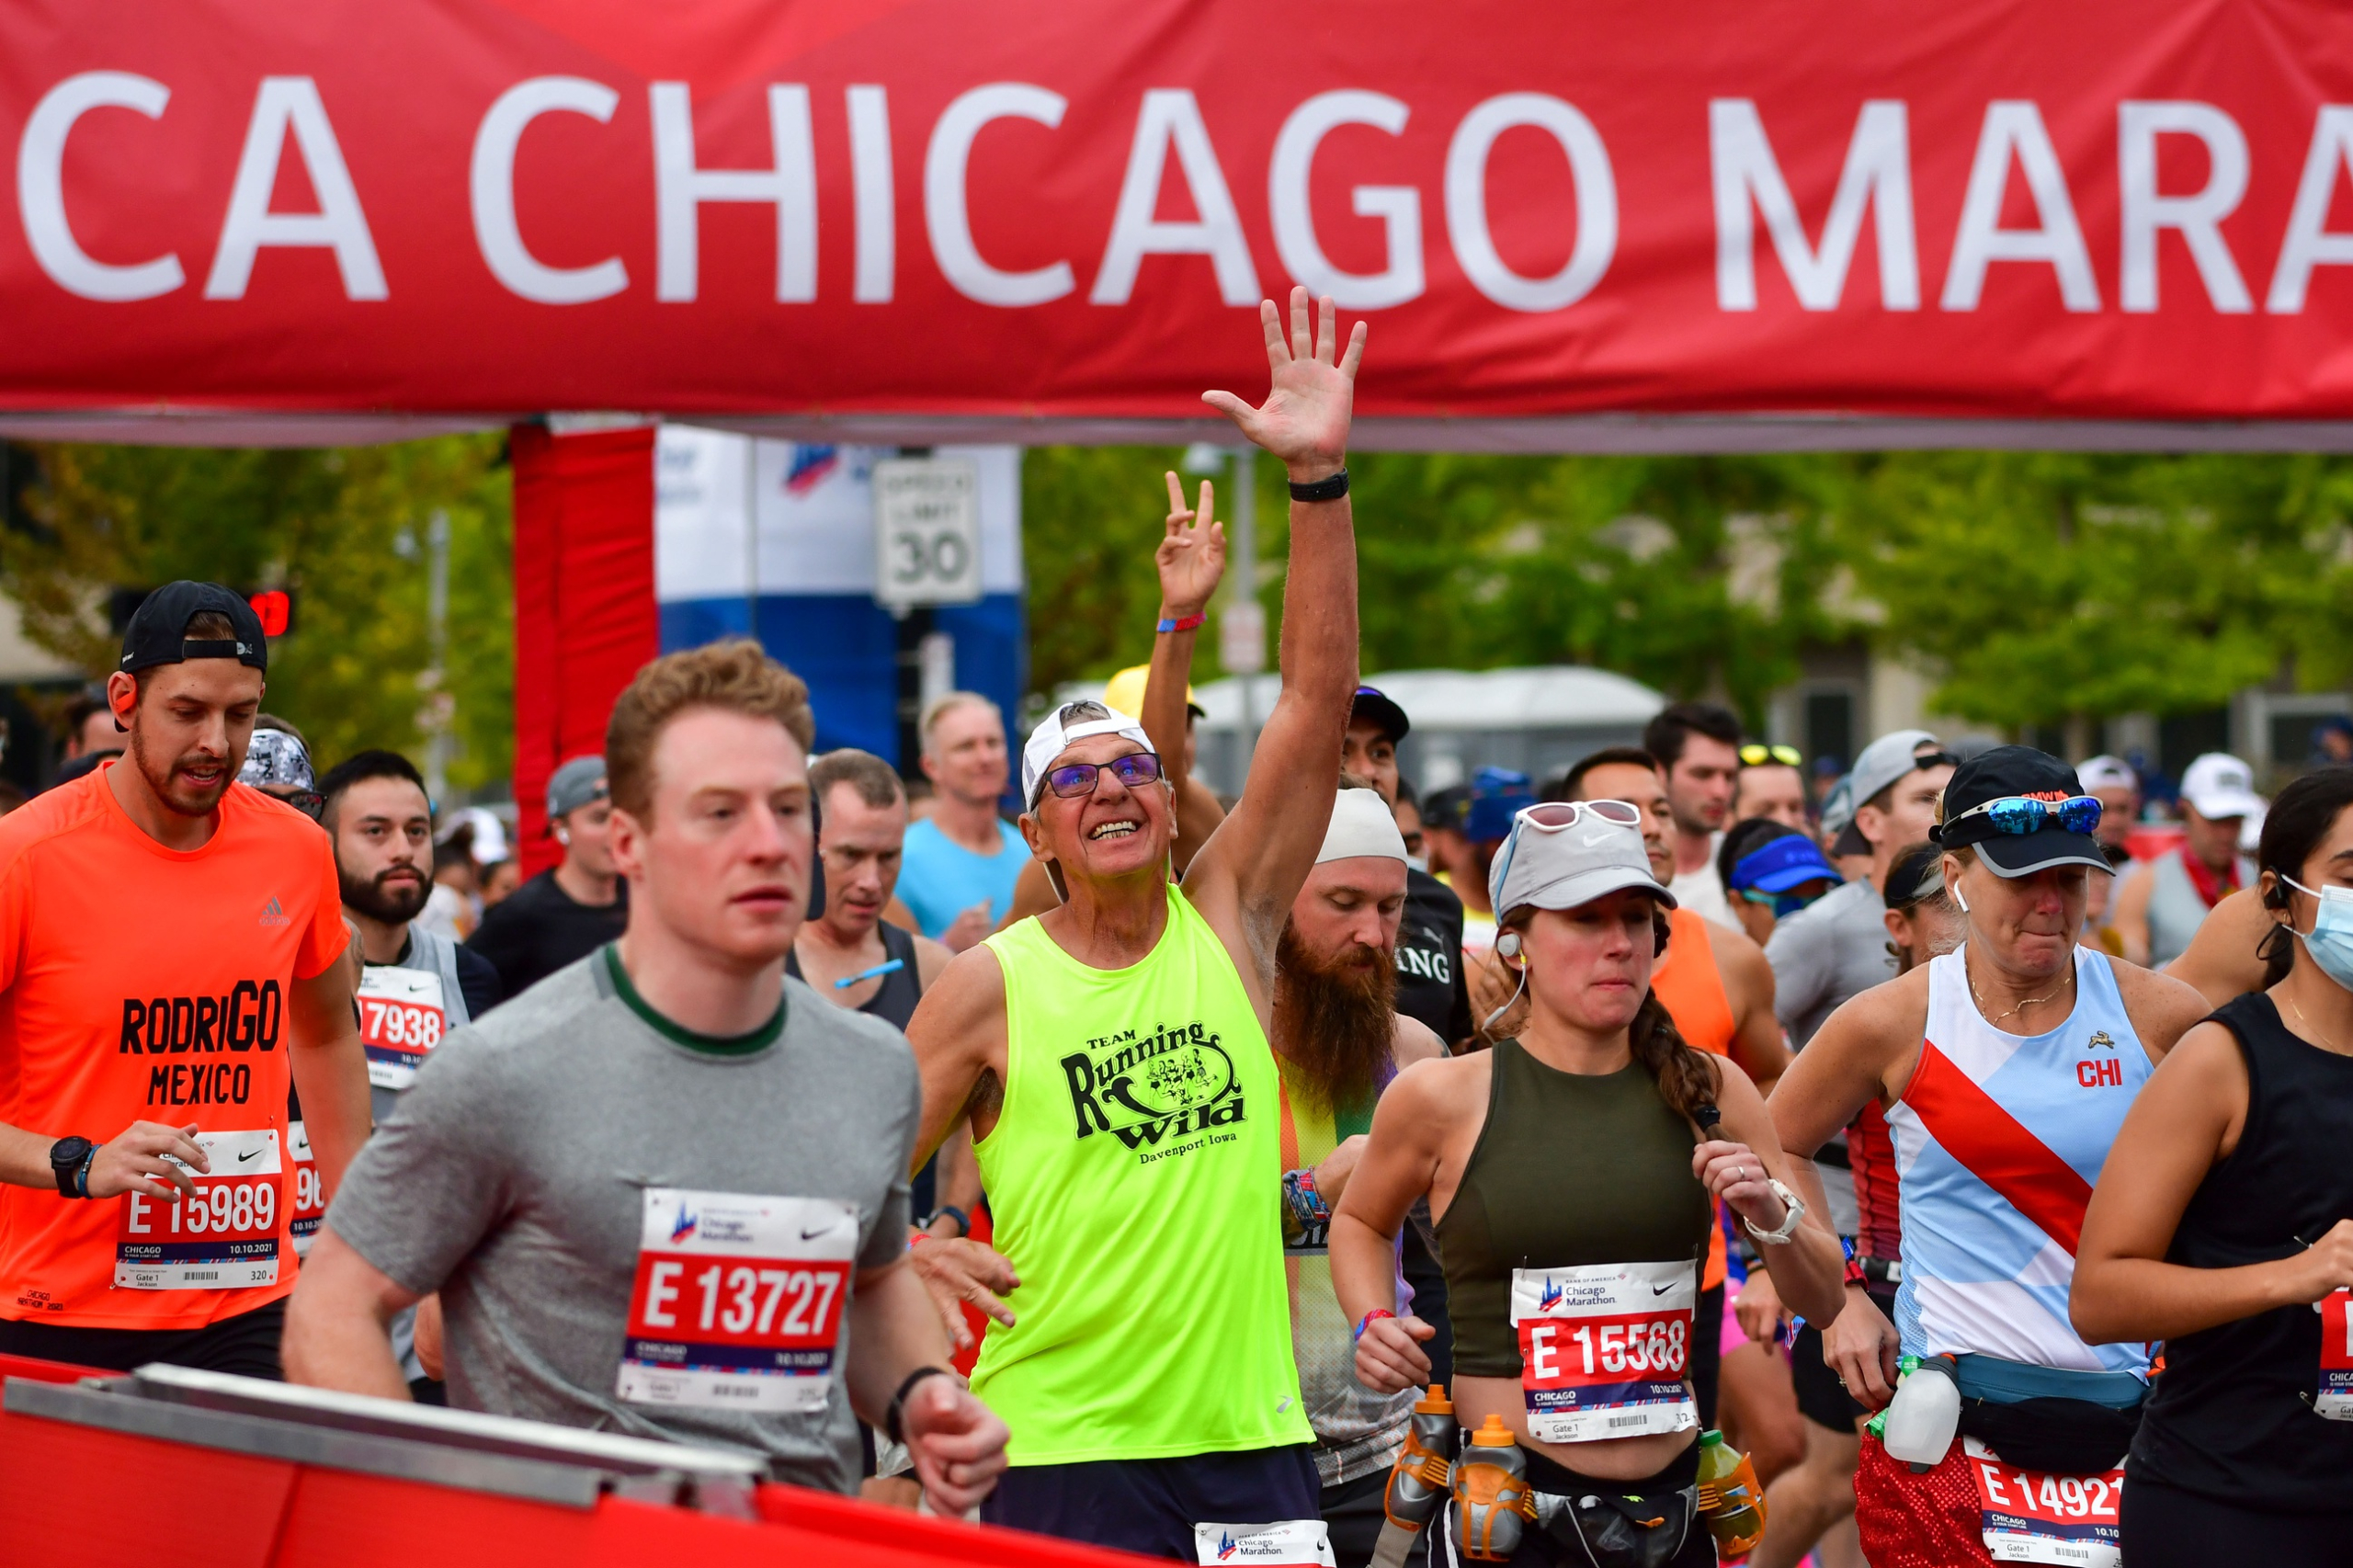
[
  {"left": 258, "top": 896, "right": 289, "bottom": 927},
  {"left": 1061, "top": 1018, "right": 1245, "bottom": 1151}
]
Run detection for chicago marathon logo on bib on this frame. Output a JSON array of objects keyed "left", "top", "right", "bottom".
[{"left": 1060, "top": 1018, "right": 1245, "bottom": 1161}]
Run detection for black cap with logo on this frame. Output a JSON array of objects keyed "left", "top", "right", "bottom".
[
  {"left": 118, "top": 583, "right": 269, "bottom": 676},
  {"left": 1349, "top": 686, "right": 1412, "bottom": 744},
  {"left": 1931, "top": 745, "right": 2107, "bottom": 878}
]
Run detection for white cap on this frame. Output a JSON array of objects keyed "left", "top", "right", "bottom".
[
  {"left": 2077, "top": 755, "right": 2138, "bottom": 793},
  {"left": 1021, "top": 701, "right": 1154, "bottom": 808},
  {"left": 1489, "top": 801, "right": 1677, "bottom": 918},
  {"left": 1317, "top": 787, "right": 1409, "bottom": 865},
  {"left": 2181, "top": 752, "right": 2264, "bottom": 822}
]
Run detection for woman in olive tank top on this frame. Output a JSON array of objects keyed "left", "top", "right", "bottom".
[
  {"left": 1330, "top": 801, "right": 1844, "bottom": 1564},
  {"left": 2074, "top": 768, "right": 2353, "bottom": 1566}
]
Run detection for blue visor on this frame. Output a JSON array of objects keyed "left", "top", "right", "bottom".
[
  {"left": 1729, "top": 833, "right": 1840, "bottom": 894},
  {"left": 1465, "top": 767, "right": 1536, "bottom": 843}
]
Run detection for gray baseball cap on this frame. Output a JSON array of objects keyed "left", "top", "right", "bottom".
[
  {"left": 1830, "top": 729, "right": 1949, "bottom": 857},
  {"left": 547, "top": 755, "right": 608, "bottom": 819},
  {"left": 1489, "top": 800, "right": 1677, "bottom": 919}
]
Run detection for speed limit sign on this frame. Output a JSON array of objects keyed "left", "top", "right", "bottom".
[{"left": 872, "top": 457, "right": 983, "bottom": 608}]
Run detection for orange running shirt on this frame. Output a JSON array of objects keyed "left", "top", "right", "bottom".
[
  {"left": 1651, "top": 905, "right": 1738, "bottom": 1291},
  {"left": 0, "top": 766, "right": 346, "bottom": 1330}
]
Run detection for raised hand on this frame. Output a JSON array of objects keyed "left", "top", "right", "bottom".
[
  {"left": 1202, "top": 286, "right": 1367, "bottom": 482},
  {"left": 1157, "top": 472, "right": 1227, "bottom": 618}
]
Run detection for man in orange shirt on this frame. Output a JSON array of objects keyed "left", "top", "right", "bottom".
[{"left": 0, "top": 583, "right": 369, "bottom": 1377}]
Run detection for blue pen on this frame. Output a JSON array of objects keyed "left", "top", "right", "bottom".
[{"left": 835, "top": 958, "right": 905, "bottom": 990}]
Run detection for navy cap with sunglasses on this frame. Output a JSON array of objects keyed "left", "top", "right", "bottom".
[{"left": 1930, "top": 745, "right": 2111, "bottom": 878}]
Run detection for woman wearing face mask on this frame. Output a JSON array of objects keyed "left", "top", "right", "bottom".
[
  {"left": 1768, "top": 747, "right": 2210, "bottom": 1568},
  {"left": 1332, "top": 800, "right": 1845, "bottom": 1566},
  {"left": 2071, "top": 767, "right": 2353, "bottom": 1565}
]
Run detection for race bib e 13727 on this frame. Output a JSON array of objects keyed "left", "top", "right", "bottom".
[
  {"left": 1510, "top": 1261, "right": 1697, "bottom": 1444},
  {"left": 617, "top": 1187, "right": 858, "bottom": 1413},
  {"left": 114, "top": 1128, "right": 284, "bottom": 1290}
]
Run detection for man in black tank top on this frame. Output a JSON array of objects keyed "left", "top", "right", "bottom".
[
  {"left": 787, "top": 751, "right": 968, "bottom": 1232},
  {"left": 2074, "top": 767, "right": 2353, "bottom": 1566}
]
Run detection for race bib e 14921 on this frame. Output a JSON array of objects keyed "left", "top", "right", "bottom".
[
  {"left": 114, "top": 1128, "right": 284, "bottom": 1290},
  {"left": 1964, "top": 1437, "right": 2121, "bottom": 1567},
  {"left": 358, "top": 964, "right": 447, "bottom": 1091},
  {"left": 1510, "top": 1261, "right": 1697, "bottom": 1444},
  {"left": 2317, "top": 1290, "right": 2353, "bottom": 1420},
  {"left": 617, "top": 1187, "right": 858, "bottom": 1414}
]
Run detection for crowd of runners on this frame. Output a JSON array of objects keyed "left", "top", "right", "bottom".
[{"left": 2, "top": 291, "right": 2351, "bottom": 1567}]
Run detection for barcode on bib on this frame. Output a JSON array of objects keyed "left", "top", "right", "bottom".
[{"left": 1608, "top": 1413, "right": 1652, "bottom": 1429}]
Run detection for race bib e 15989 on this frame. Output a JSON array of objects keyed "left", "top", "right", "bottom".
[
  {"left": 617, "top": 1187, "right": 858, "bottom": 1413},
  {"left": 1511, "top": 1261, "right": 1697, "bottom": 1444},
  {"left": 114, "top": 1128, "right": 284, "bottom": 1290}
]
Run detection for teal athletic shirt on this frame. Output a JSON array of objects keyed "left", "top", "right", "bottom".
[{"left": 896, "top": 816, "right": 1029, "bottom": 937}]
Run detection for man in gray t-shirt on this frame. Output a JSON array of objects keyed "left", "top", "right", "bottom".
[{"left": 284, "top": 642, "right": 1009, "bottom": 1512}]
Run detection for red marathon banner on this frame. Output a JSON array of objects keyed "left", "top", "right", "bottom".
[{"left": 9, "top": 0, "right": 2353, "bottom": 447}]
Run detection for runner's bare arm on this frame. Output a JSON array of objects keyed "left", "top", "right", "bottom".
[
  {"left": 1697, "top": 1056, "right": 1845, "bottom": 1325},
  {"left": 913, "top": 933, "right": 955, "bottom": 989},
  {"left": 904, "top": 943, "right": 1007, "bottom": 1167},
  {"left": 1149, "top": 473, "right": 1229, "bottom": 875},
  {"left": 286, "top": 959, "right": 371, "bottom": 1197},
  {"left": 925, "top": 1125, "right": 983, "bottom": 1237},
  {"left": 281, "top": 1225, "right": 421, "bottom": 1400},
  {"left": 2109, "top": 864, "right": 2155, "bottom": 968},
  {"left": 2108, "top": 954, "right": 2214, "bottom": 1066},
  {"left": 1332, "top": 1057, "right": 1463, "bottom": 1392},
  {"left": 2163, "top": 885, "right": 2271, "bottom": 1006},
  {"left": 1304, "top": 1018, "right": 1447, "bottom": 1208},
  {"left": 1768, "top": 971, "right": 1929, "bottom": 1159},
  {"left": 1707, "top": 919, "right": 1791, "bottom": 1092},
  {"left": 0, "top": 1117, "right": 205, "bottom": 1199},
  {"left": 847, "top": 1259, "right": 1012, "bottom": 1515},
  {"left": 1185, "top": 290, "right": 1367, "bottom": 994}
]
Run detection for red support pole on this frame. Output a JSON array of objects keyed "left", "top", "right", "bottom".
[{"left": 510, "top": 424, "right": 657, "bottom": 879}]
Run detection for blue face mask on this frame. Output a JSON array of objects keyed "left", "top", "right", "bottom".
[{"left": 2284, "top": 877, "right": 2353, "bottom": 992}]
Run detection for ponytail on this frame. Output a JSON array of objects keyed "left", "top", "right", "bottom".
[{"left": 1630, "top": 990, "right": 1722, "bottom": 1123}]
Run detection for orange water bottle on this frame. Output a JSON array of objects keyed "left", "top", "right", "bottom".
[{"left": 1696, "top": 1429, "right": 1767, "bottom": 1557}]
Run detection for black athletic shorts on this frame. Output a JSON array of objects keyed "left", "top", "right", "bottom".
[
  {"left": 1688, "top": 1283, "right": 1723, "bottom": 1429},
  {"left": 983, "top": 1444, "right": 1322, "bottom": 1561},
  {"left": 1788, "top": 1284, "right": 1896, "bottom": 1431},
  {"left": 0, "top": 1298, "right": 285, "bottom": 1380},
  {"left": 2122, "top": 1476, "right": 2353, "bottom": 1568}
]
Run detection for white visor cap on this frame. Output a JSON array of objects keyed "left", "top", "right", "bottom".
[
  {"left": 1022, "top": 702, "right": 1155, "bottom": 808},
  {"left": 1488, "top": 802, "right": 1677, "bottom": 920},
  {"left": 1317, "top": 786, "right": 1409, "bottom": 864}
]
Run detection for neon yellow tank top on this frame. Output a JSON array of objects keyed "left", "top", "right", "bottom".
[{"left": 973, "top": 892, "right": 1312, "bottom": 1464}]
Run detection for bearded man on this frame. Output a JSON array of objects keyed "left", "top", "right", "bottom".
[
  {"left": 1273, "top": 784, "right": 1444, "bottom": 1568},
  {"left": 311, "top": 749, "right": 502, "bottom": 1398}
]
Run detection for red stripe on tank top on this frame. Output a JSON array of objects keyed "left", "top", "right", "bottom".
[{"left": 1901, "top": 1041, "right": 2093, "bottom": 1257}]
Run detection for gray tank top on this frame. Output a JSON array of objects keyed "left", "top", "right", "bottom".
[{"left": 2145, "top": 848, "right": 2242, "bottom": 969}]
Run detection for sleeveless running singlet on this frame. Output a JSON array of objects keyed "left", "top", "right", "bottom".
[
  {"left": 1889, "top": 945, "right": 2151, "bottom": 1376},
  {"left": 972, "top": 895, "right": 1310, "bottom": 1464},
  {"left": 2131, "top": 992, "right": 2353, "bottom": 1510},
  {"left": 1651, "top": 907, "right": 1735, "bottom": 1290},
  {"left": 1440, "top": 1039, "right": 1712, "bottom": 1376},
  {"left": 785, "top": 921, "right": 924, "bottom": 1030}
]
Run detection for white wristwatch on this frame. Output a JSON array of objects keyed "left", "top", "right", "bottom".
[{"left": 1741, "top": 1179, "right": 1806, "bottom": 1246}]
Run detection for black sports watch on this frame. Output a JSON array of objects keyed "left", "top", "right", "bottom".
[{"left": 49, "top": 1136, "right": 96, "bottom": 1199}]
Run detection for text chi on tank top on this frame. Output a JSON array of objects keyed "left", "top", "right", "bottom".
[
  {"left": 1651, "top": 907, "right": 1736, "bottom": 1290},
  {"left": 1888, "top": 945, "right": 2151, "bottom": 1376},
  {"left": 1438, "top": 1039, "right": 1712, "bottom": 1379},
  {"left": 969, "top": 894, "right": 1311, "bottom": 1464},
  {"left": 2131, "top": 992, "right": 2353, "bottom": 1510}
]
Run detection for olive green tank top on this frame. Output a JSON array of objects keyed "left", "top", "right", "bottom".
[
  {"left": 1438, "top": 1039, "right": 1712, "bottom": 1378},
  {"left": 971, "top": 892, "right": 1312, "bottom": 1463}
]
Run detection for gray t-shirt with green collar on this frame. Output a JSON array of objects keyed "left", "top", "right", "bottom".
[{"left": 324, "top": 945, "right": 918, "bottom": 1489}]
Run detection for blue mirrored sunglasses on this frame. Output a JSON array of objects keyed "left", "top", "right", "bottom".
[
  {"left": 1045, "top": 752, "right": 1164, "bottom": 799},
  {"left": 1947, "top": 793, "right": 2103, "bottom": 837},
  {"left": 1741, "top": 883, "right": 1835, "bottom": 918}
]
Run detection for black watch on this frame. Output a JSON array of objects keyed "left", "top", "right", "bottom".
[
  {"left": 884, "top": 1365, "right": 952, "bottom": 1446},
  {"left": 49, "top": 1136, "right": 95, "bottom": 1199}
]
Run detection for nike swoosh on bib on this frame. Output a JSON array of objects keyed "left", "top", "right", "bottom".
[{"left": 1902, "top": 1041, "right": 2093, "bottom": 1256}]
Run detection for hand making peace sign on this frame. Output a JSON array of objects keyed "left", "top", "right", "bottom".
[{"left": 1157, "top": 471, "right": 1228, "bottom": 619}]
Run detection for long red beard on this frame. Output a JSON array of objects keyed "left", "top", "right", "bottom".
[{"left": 1273, "top": 923, "right": 1398, "bottom": 1118}]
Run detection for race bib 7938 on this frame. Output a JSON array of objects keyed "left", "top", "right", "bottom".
[{"left": 359, "top": 964, "right": 447, "bottom": 1091}]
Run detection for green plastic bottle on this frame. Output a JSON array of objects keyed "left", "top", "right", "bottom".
[{"left": 1696, "top": 1429, "right": 1766, "bottom": 1557}]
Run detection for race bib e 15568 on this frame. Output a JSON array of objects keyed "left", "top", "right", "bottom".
[
  {"left": 359, "top": 964, "right": 447, "bottom": 1091},
  {"left": 617, "top": 1187, "right": 858, "bottom": 1413},
  {"left": 114, "top": 1128, "right": 284, "bottom": 1290},
  {"left": 1964, "top": 1437, "right": 2121, "bottom": 1567},
  {"left": 1510, "top": 1261, "right": 1697, "bottom": 1444}
]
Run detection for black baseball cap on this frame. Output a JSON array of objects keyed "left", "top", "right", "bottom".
[
  {"left": 1882, "top": 840, "right": 1948, "bottom": 910},
  {"left": 118, "top": 582, "right": 269, "bottom": 676},
  {"left": 1931, "top": 745, "right": 2106, "bottom": 878},
  {"left": 1349, "top": 686, "right": 1411, "bottom": 744}
]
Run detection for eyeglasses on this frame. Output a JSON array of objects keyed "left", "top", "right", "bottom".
[
  {"left": 1741, "top": 884, "right": 1833, "bottom": 917},
  {"left": 1945, "top": 793, "right": 2102, "bottom": 837},
  {"left": 1043, "top": 752, "right": 1164, "bottom": 800},
  {"left": 271, "top": 788, "right": 324, "bottom": 821},
  {"left": 1739, "top": 744, "right": 1802, "bottom": 767},
  {"left": 1516, "top": 799, "right": 1643, "bottom": 834}
]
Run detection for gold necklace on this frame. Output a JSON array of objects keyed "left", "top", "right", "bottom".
[
  {"left": 1968, "top": 955, "right": 2075, "bottom": 1028},
  {"left": 2284, "top": 988, "right": 2349, "bottom": 1054}
]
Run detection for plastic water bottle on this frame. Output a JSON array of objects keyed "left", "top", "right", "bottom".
[
  {"left": 1451, "top": 1415, "right": 1530, "bottom": 1562},
  {"left": 1881, "top": 1354, "right": 1961, "bottom": 1471},
  {"left": 1696, "top": 1429, "right": 1767, "bottom": 1556},
  {"left": 1384, "top": 1383, "right": 1457, "bottom": 1530}
]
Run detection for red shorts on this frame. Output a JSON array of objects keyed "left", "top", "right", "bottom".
[{"left": 1854, "top": 1431, "right": 1993, "bottom": 1568}]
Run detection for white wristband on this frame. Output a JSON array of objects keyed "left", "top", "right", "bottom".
[{"left": 1741, "top": 1179, "right": 1806, "bottom": 1245}]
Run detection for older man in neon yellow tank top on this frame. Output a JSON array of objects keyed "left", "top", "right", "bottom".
[{"left": 906, "top": 287, "right": 1368, "bottom": 1561}]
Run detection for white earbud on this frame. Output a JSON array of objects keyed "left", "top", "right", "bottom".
[
  {"left": 1495, "top": 929, "right": 1522, "bottom": 960},
  {"left": 1953, "top": 884, "right": 1970, "bottom": 915},
  {"left": 555, "top": 824, "right": 571, "bottom": 846}
]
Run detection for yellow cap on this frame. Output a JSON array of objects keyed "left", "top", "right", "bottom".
[
  {"left": 1470, "top": 1415, "right": 1518, "bottom": 1448},
  {"left": 1102, "top": 664, "right": 1202, "bottom": 721}
]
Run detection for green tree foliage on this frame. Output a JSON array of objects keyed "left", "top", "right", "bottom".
[{"left": 7, "top": 436, "right": 513, "bottom": 790}]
